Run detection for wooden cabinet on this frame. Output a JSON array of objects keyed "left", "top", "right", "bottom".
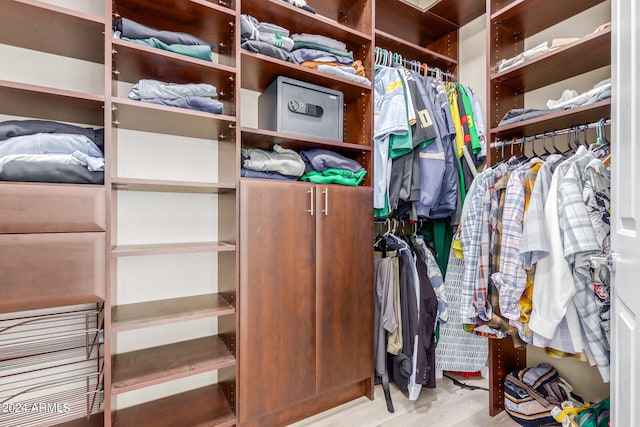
[
  {"left": 316, "top": 184, "right": 374, "bottom": 393},
  {"left": 238, "top": 179, "right": 317, "bottom": 422},
  {"left": 239, "top": 179, "right": 373, "bottom": 425}
]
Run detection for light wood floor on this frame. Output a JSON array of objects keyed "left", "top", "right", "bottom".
[{"left": 288, "top": 375, "right": 519, "bottom": 427}]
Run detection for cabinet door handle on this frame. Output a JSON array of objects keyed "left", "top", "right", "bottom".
[
  {"left": 322, "top": 188, "right": 329, "bottom": 216},
  {"left": 308, "top": 187, "right": 314, "bottom": 216}
]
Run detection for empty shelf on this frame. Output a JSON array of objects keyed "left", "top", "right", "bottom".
[
  {"left": 112, "top": 294, "right": 235, "bottom": 332},
  {"left": 111, "top": 178, "right": 235, "bottom": 194},
  {"left": 112, "top": 241, "right": 236, "bottom": 257},
  {"left": 111, "top": 336, "right": 235, "bottom": 394},
  {"left": 112, "top": 384, "right": 235, "bottom": 427},
  {"left": 241, "top": 127, "right": 371, "bottom": 154}
]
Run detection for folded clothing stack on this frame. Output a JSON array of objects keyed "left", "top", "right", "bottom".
[
  {"left": 281, "top": 0, "right": 316, "bottom": 14},
  {"left": 300, "top": 148, "right": 366, "bottom": 186},
  {"left": 128, "top": 79, "right": 223, "bottom": 114},
  {"left": 114, "top": 18, "right": 213, "bottom": 62},
  {"left": 498, "top": 78, "right": 612, "bottom": 126},
  {"left": 241, "top": 144, "right": 305, "bottom": 180},
  {"left": 290, "top": 34, "right": 370, "bottom": 85},
  {"left": 240, "top": 15, "right": 294, "bottom": 62},
  {"left": 0, "top": 120, "right": 105, "bottom": 184}
]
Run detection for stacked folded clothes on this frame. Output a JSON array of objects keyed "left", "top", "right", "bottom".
[
  {"left": 281, "top": 0, "right": 316, "bottom": 14},
  {"left": 241, "top": 144, "right": 305, "bottom": 180},
  {"left": 240, "top": 15, "right": 294, "bottom": 62},
  {"left": 498, "top": 78, "right": 612, "bottom": 126},
  {"left": 114, "top": 17, "right": 213, "bottom": 62},
  {"left": 0, "top": 120, "right": 105, "bottom": 184},
  {"left": 128, "top": 79, "right": 223, "bottom": 114},
  {"left": 290, "top": 34, "right": 370, "bottom": 85},
  {"left": 300, "top": 148, "right": 366, "bottom": 186}
]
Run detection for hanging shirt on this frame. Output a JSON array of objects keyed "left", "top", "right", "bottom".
[
  {"left": 559, "top": 154, "right": 610, "bottom": 382},
  {"left": 582, "top": 158, "right": 611, "bottom": 344},
  {"left": 373, "top": 67, "right": 410, "bottom": 211}
]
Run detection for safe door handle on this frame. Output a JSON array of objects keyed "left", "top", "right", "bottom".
[
  {"left": 308, "top": 187, "right": 315, "bottom": 216},
  {"left": 322, "top": 188, "right": 329, "bottom": 216}
]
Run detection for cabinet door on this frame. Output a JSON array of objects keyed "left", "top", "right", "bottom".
[
  {"left": 239, "top": 179, "right": 317, "bottom": 422},
  {"left": 315, "top": 185, "right": 374, "bottom": 393}
]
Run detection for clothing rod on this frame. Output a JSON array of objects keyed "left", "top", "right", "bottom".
[
  {"left": 374, "top": 46, "right": 456, "bottom": 79},
  {"left": 489, "top": 118, "right": 611, "bottom": 149}
]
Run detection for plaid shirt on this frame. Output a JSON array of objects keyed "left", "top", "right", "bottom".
[
  {"left": 459, "top": 171, "right": 491, "bottom": 324},
  {"left": 491, "top": 159, "right": 543, "bottom": 321},
  {"left": 559, "top": 154, "right": 610, "bottom": 382},
  {"left": 520, "top": 154, "right": 564, "bottom": 269}
]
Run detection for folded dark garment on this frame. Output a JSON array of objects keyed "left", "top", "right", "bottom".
[
  {"left": 241, "top": 167, "right": 298, "bottom": 181},
  {"left": 498, "top": 107, "right": 563, "bottom": 127},
  {"left": 241, "top": 39, "right": 292, "bottom": 62},
  {"left": 0, "top": 120, "right": 104, "bottom": 151},
  {"left": 300, "top": 148, "right": 364, "bottom": 173},
  {"left": 138, "top": 97, "right": 223, "bottom": 114},
  {"left": 0, "top": 160, "right": 104, "bottom": 185},
  {"left": 115, "top": 17, "right": 213, "bottom": 48}
]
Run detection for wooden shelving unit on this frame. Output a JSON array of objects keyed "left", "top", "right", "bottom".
[
  {"left": 107, "top": 0, "right": 239, "bottom": 425},
  {"left": 374, "top": 29, "right": 457, "bottom": 71},
  {"left": 485, "top": 0, "right": 611, "bottom": 415}
]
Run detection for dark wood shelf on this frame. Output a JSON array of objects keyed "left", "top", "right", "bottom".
[
  {"left": 428, "top": 0, "right": 486, "bottom": 27},
  {"left": 490, "top": 99, "right": 611, "bottom": 140},
  {"left": 240, "top": 51, "right": 371, "bottom": 101},
  {"left": 491, "top": 29, "right": 611, "bottom": 92},
  {"left": 112, "top": 241, "right": 236, "bottom": 257},
  {"left": 242, "top": 0, "right": 372, "bottom": 48},
  {"left": 491, "top": 0, "right": 607, "bottom": 36},
  {"left": 112, "top": 97, "right": 236, "bottom": 140},
  {"left": 112, "top": 177, "right": 235, "bottom": 194},
  {"left": 374, "top": 29, "right": 457, "bottom": 70},
  {"left": 0, "top": 80, "right": 104, "bottom": 126},
  {"left": 375, "top": 0, "right": 457, "bottom": 48},
  {"left": 111, "top": 336, "right": 235, "bottom": 394},
  {"left": 241, "top": 126, "right": 372, "bottom": 155},
  {"left": 112, "top": 39, "right": 236, "bottom": 90},
  {"left": 113, "top": 0, "right": 236, "bottom": 67},
  {"left": 112, "top": 293, "right": 235, "bottom": 332},
  {"left": 0, "top": 0, "right": 105, "bottom": 63},
  {"left": 112, "top": 384, "right": 236, "bottom": 427}
]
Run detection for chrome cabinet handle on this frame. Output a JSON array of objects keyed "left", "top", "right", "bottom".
[
  {"left": 308, "top": 187, "right": 314, "bottom": 216},
  {"left": 322, "top": 188, "right": 328, "bottom": 216}
]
